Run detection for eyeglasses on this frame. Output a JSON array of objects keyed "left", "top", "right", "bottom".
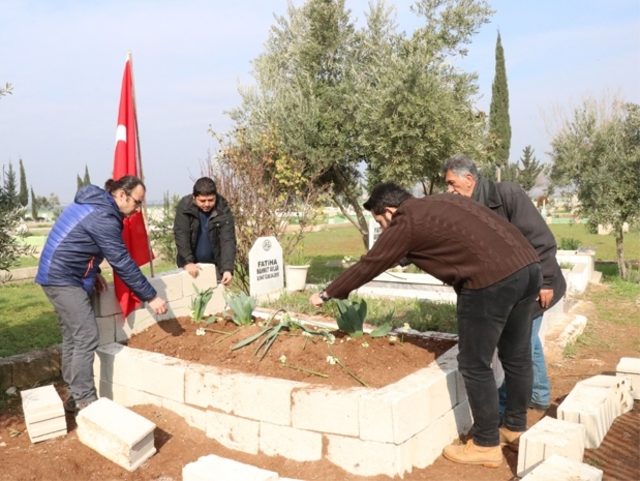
[{"left": 127, "top": 194, "right": 144, "bottom": 207}]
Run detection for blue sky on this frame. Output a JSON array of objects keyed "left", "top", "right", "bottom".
[{"left": 1, "top": 0, "right": 638, "bottom": 203}]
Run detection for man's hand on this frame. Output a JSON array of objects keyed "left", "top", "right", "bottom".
[
  {"left": 538, "top": 288, "right": 554, "bottom": 309},
  {"left": 221, "top": 271, "right": 233, "bottom": 286},
  {"left": 184, "top": 263, "right": 200, "bottom": 278},
  {"left": 148, "top": 296, "right": 168, "bottom": 315},
  {"left": 309, "top": 292, "right": 325, "bottom": 307},
  {"left": 95, "top": 274, "right": 108, "bottom": 293}
]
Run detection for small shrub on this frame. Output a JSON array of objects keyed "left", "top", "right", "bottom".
[
  {"left": 225, "top": 291, "right": 256, "bottom": 326},
  {"left": 559, "top": 237, "right": 581, "bottom": 250}
]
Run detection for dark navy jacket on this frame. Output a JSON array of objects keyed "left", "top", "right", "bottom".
[{"left": 35, "top": 185, "right": 157, "bottom": 301}]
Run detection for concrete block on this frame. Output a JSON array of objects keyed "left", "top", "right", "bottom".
[
  {"left": 292, "top": 386, "right": 361, "bottom": 436},
  {"left": 326, "top": 433, "right": 412, "bottom": 478},
  {"left": 162, "top": 397, "right": 207, "bottom": 431},
  {"left": 557, "top": 374, "right": 633, "bottom": 448},
  {"left": 149, "top": 271, "right": 184, "bottom": 302},
  {"left": 20, "top": 385, "right": 67, "bottom": 443},
  {"left": 205, "top": 409, "right": 260, "bottom": 455},
  {"left": 410, "top": 399, "right": 473, "bottom": 469},
  {"left": 617, "top": 357, "right": 640, "bottom": 400},
  {"left": 259, "top": 422, "right": 323, "bottom": 462},
  {"left": 181, "top": 263, "right": 217, "bottom": 297},
  {"left": 76, "top": 398, "right": 156, "bottom": 471},
  {"left": 98, "top": 380, "right": 163, "bottom": 408},
  {"left": 182, "top": 454, "right": 278, "bottom": 481},
  {"left": 578, "top": 374, "right": 634, "bottom": 417},
  {"left": 184, "top": 365, "right": 233, "bottom": 412},
  {"left": 96, "top": 315, "right": 116, "bottom": 346},
  {"left": 516, "top": 416, "right": 586, "bottom": 477},
  {"left": 94, "top": 343, "right": 186, "bottom": 403},
  {"left": 521, "top": 454, "right": 603, "bottom": 481},
  {"left": 230, "top": 374, "right": 298, "bottom": 426},
  {"left": 92, "top": 284, "right": 121, "bottom": 317}
]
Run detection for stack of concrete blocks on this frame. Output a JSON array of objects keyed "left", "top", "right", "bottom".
[
  {"left": 516, "top": 416, "right": 586, "bottom": 477},
  {"left": 93, "top": 341, "right": 471, "bottom": 478},
  {"left": 92, "top": 264, "right": 225, "bottom": 346},
  {"left": 557, "top": 374, "right": 634, "bottom": 448},
  {"left": 76, "top": 398, "right": 156, "bottom": 471},
  {"left": 520, "top": 454, "right": 603, "bottom": 481},
  {"left": 20, "top": 384, "right": 67, "bottom": 443},
  {"left": 616, "top": 357, "right": 640, "bottom": 400}
]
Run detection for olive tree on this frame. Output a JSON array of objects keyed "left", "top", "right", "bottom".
[{"left": 550, "top": 98, "right": 640, "bottom": 279}]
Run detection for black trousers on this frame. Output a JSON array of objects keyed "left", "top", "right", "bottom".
[{"left": 456, "top": 263, "right": 541, "bottom": 446}]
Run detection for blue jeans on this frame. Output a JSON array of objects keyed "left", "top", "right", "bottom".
[{"left": 498, "top": 313, "right": 550, "bottom": 416}]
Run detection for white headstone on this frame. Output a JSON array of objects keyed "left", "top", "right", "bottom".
[
  {"left": 368, "top": 217, "right": 382, "bottom": 249},
  {"left": 249, "top": 236, "right": 284, "bottom": 299}
]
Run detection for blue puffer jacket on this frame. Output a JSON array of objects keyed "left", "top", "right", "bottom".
[{"left": 35, "top": 185, "right": 157, "bottom": 301}]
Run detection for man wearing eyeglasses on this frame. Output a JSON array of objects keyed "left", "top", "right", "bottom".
[
  {"left": 173, "top": 177, "right": 237, "bottom": 286},
  {"left": 36, "top": 175, "right": 168, "bottom": 415}
]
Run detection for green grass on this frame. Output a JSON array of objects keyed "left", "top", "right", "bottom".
[
  {"left": 549, "top": 224, "right": 639, "bottom": 262},
  {"left": 0, "top": 282, "right": 61, "bottom": 357}
]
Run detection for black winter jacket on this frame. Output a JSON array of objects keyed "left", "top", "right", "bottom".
[
  {"left": 471, "top": 176, "right": 566, "bottom": 316},
  {"left": 173, "top": 194, "right": 236, "bottom": 276},
  {"left": 35, "top": 185, "right": 157, "bottom": 301}
]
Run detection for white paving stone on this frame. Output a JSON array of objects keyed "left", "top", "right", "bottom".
[
  {"left": 516, "top": 416, "right": 586, "bottom": 477},
  {"left": 617, "top": 357, "right": 640, "bottom": 400},
  {"left": 521, "top": 454, "right": 603, "bottom": 481},
  {"left": 20, "top": 384, "right": 67, "bottom": 443},
  {"left": 557, "top": 374, "right": 633, "bottom": 448},
  {"left": 76, "top": 398, "right": 156, "bottom": 471},
  {"left": 182, "top": 454, "right": 278, "bottom": 481}
]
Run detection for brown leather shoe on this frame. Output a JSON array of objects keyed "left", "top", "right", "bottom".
[
  {"left": 499, "top": 426, "right": 524, "bottom": 450},
  {"left": 442, "top": 439, "right": 503, "bottom": 468}
]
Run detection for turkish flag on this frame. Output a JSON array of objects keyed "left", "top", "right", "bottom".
[{"left": 113, "top": 53, "right": 153, "bottom": 318}]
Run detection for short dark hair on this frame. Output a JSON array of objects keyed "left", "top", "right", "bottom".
[
  {"left": 441, "top": 154, "right": 479, "bottom": 179},
  {"left": 193, "top": 177, "right": 217, "bottom": 196},
  {"left": 104, "top": 175, "right": 145, "bottom": 195},
  {"left": 363, "top": 182, "right": 412, "bottom": 215}
]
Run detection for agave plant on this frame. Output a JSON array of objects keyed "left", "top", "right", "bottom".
[
  {"left": 224, "top": 291, "right": 256, "bottom": 326},
  {"left": 333, "top": 298, "right": 367, "bottom": 337},
  {"left": 191, "top": 284, "right": 213, "bottom": 323}
]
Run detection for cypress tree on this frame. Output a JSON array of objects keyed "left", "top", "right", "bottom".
[
  {"left": 76, "top": 174, "right": 83, "bottom": 191},
  {"left": 2, "top": 163, "right": 18, "bottom": 208},
  {"left": 18, "top": 158, "right": 28, "bottom": 207},
  {"left": 30, "top": 186, "right": 38, "bottom": 220},
  {"left": 488, "top": 32, "right": 511, "bottom": 172},
  {"left": 83, "top": 165, "right": 91, "bottom": 186},
  {"left": 517, "top": 145, "right": 543, "bottom": 192}
]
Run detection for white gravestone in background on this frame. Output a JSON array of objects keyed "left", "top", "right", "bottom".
[
  {"left": 368, "top": 217, "right": 382, "bottom": 250},
  {"left": 249, "top": 236, "right": 284, "bottom": 299}
]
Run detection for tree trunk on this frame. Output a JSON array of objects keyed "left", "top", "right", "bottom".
[
  {"left": 331, "top": 168, "right": 369, "bottom": 249},
  {"left": 615, "top": 224, "right": 627, "bottom": 280}
]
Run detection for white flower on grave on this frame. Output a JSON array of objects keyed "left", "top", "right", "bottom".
[
  {"left": 278, "top": 354, "right": 287, "bottom": 364},
  {"left": 361, "top": 341, "right": 369, "bottom": 348},
  {"left": 326, "top": 355, "right": 337, "bottom": 365},
  {"left": 345, "top": 336, "right": 352, "bottom": 342},
  {"left": 302, "top": 331, "right": 313, "bottom": 338},
  {"left": 388, "top": 335, "right": 399, "bottom": 344},
  {"left": 399, "top": 322, "right": 411, "bottom": 333},
  {"left": 195, "top": 327, "right": 206, "bottom": 336},
  {"left": 325, "top": 333, "right": 336, "bottom": 345}
]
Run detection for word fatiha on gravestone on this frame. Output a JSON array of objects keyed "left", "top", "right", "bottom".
[{"left": 249, "top": 236, "right": 284, "bottom": 299}]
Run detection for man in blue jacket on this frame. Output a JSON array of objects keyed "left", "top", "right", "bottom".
[{"left": 36, "top": 176, "right": 167, "bottom": 413}]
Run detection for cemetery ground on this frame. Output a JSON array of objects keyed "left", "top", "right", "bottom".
[{"left": 0, "top": 224, "right": 639, "bottom": 480}]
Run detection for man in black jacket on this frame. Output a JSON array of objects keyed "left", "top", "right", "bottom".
[
  {"left": 443, "top": 154, "right": 566, "bottom": 420},
  {"left": 173, "top": 177, "right": 236, "bottom": 285}
]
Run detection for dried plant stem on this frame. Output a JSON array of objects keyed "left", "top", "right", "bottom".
[
  {"left": 206, "top": 327, "right": 241, "bottom": 345},
  {"left": 281, "top": 362, "right": 328, "bottom": 378}
]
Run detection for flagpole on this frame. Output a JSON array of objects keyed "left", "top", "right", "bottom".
[{"left": 128, "top": 52, "right": 155, "bottom": 278}]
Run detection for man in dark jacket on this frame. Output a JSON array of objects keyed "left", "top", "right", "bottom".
[
  {"left": 36, "top": 176, "right": 167, "bottom": 413},
  {"left": 443, "top": 154, "right": 567, "bottom": 414},
  {"left": 173, "top": 177, "right": 236, "bottom": 285},
  {"left": 310, "top": 183, "right": 542, "bottom": 468}
]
